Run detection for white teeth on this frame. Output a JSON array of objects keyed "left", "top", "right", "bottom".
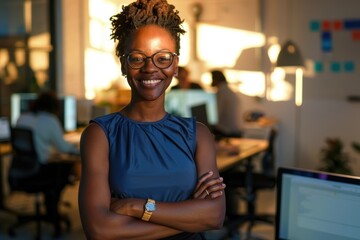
[{"left": 142, "top": 79, "right": 161, "bottom": 85}]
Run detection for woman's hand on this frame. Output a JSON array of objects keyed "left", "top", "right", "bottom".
[{"left": 193, "top": 171, "right": 226, "bottom": 199}]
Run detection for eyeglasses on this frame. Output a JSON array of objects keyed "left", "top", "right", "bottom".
[{"left": 123, "top": 51, "right": 177, "bottom": 69}]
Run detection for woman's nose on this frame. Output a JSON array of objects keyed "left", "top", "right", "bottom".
[{"left": 141, "top": 57, "right": 158, "bottom": 72}]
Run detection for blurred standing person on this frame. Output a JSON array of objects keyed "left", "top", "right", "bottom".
[
  {"left": 211, "top": 70, "right": 243, "bottom": 138},
  {"left": 172, "top": 66, "right": 203, "bottom": 90}
]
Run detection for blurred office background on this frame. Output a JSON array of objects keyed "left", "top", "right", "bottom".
[
  {"left": 1, "top": 0, "right": 360, "bottom": 239},
  {"left": 1, "top": 0, "right": 360, "bottom": 174}
]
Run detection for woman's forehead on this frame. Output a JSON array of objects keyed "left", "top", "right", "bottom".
[{"left": 126, "top": 25, "right": 176, "bottom": 53}]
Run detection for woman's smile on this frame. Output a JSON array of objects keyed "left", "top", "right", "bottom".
[{"left": 137, "top": 79, "right": 163, "bottom": 88}]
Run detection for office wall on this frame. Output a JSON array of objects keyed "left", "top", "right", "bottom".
[
  {"left": 298, "top": 0, "right": 360, "bottom": 175},
  {"left": 260, "top": 0, "right": 360, "bottom": 175}
]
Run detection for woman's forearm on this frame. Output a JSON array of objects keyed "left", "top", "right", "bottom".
[
  {"left": 110, "top": 173, "right": 226, "bottom": 232},
  {"left": 111, "top": 197, "right": 225, "bottom": 232},
  {"left": 81, "top": 204, "right": 181, "bottom": 240}
]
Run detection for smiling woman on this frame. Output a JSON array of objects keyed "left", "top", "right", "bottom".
[{"left": 78, "top": 0, "right": 226, "bottom": 239}]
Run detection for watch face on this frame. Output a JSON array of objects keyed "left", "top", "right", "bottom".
[{"left": 145, "top": 202, "right": 156, "bottom": 212}]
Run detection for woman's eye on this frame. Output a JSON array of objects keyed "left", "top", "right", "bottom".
[
  {"left": 129, "top": 55, "right": 144, "bottom": 63},
  {"left": 157, "top": 55, "right": 171, "bottom": 63}
]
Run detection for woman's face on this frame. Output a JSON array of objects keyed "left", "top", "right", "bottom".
[{"left": 121, "top": 25, "right": 178, "bottom": 101}]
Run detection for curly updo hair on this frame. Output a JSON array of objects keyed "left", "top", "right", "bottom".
[{"left": 110, "top": 0, "right": 186, "bottom": 58}]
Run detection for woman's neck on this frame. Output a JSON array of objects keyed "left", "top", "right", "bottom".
[{"left": 120, "top": 102, "right": 166, "bottom": 122}]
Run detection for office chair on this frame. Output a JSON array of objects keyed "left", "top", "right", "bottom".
[
  {"left": 7, "top": 127, "right": 72, "bottom": 240},
  {"left": 223, "top": 128, "right": 277, "bottom": 238}
]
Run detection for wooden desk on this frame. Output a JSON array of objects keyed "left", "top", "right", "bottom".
[
  {"left": 217, "top": 138, "right": 268, "bottom": 172},
  {"left": 0, "top": 142, "right": 12, "bottom": 210},
  {"left": 0, "top": 142, "right": 11, "bottom": 156},
  {"left": 63, "top": 131, "right": 82, "bottom": 146},
  {"left": 216, "top": 138, "right": 269, "bottom": 234}
]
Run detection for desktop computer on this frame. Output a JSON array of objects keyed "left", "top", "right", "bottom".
[
  {"left": 165, "top": 89, "right": 218, "bottom": 125},
  {"left": 11, "top": 93, "right": 77, "bottom": 132},
  {"left": 275, "top": 167, "right": 360, "bottom": 239}
]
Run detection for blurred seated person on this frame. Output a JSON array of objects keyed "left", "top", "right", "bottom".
[
  {"left": 211, "top": 70, "right": 243, "bottom": 139},
  {"left": 172, "top": 66, "right": 203, "bottom": 90},
  {"left": 17, "top": 91, "right": 79, "bottom": 161},
  {"left": 16, "top": 91, "right": 79, "bottom": 236}
]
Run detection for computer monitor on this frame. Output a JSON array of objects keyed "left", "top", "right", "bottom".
[
  {"left": 165, "top": 89, "right": 218, "bottom": 125},
  {"left": 0, "top": 117, "right": 10, "bottom": 142},
  {"left": 275, "top": 167, "right": 360, "bottom": 240},
  {"left": 190, "top": 103, "right": 209, "bottom": 126},
  {"left": 11, "top": 93, "right": 77, "bottom": 132}
]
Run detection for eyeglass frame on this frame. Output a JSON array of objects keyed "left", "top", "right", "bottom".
[{"left": 122, "top": 51, "right": 178, "bottom": 70}]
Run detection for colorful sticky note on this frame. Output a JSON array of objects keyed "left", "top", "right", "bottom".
[
  {"left": 321, "top": 32, "right": 332, "bottom": 52},
  {"left": 352, "top": 31, "right": 360, "bottom": 41},
  {"left": 330, "top": 62, "right": 341, "bottom": 73},
  {"left": 314, "top": 61, "right": 324, "bottom": 73},
  {"left": 322, "top": 20, "right": 331, "bottom": 31},
  {"left": 310, "top": 20, "right": 320, "bottom": 32},
  {"left": 344, "top": 61, "right": 355, "bottom": 72},
  {"left": 333, "top": 20, "right": 342, "bottom": 31},
  {"left": 344, "top": 19, "right": 360, "bottom": 30}
]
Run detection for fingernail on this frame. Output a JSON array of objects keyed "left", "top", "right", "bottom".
[
  {"left": 208, "top": 171, "right": 213, "bottom": 175},
  {"left": 219, "top": 177, "right": 223, "bottom": 181}
]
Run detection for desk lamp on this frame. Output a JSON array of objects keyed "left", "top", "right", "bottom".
[{"left": 276, "top": 40, "right": 304, "bottom": 106}]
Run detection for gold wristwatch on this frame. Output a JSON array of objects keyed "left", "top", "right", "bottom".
[{"left": 141, "top": 198, "right": 156, "bottom": 221}]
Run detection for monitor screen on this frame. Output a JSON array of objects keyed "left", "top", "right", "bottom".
[
  {"left": 0, "top": 117, "right": 10, "bottom": 142},
  {"left": 165, "top": 89, "right": 218, "bottom": 125},
  {"left": 11, "top": 93, "right": 77, "bottom": 132},
  {"left": 275, "top": 167, "right": 360, "bottom": 240},
  {"left": 59, "top": 95, "right": 77, "bottom": 132}
]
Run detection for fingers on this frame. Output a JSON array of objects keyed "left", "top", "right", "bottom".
[
  {"left": 206, "top": 180, "right": 226, "bottom": 199},
  {"left": 193, "top": 171, "right": 215, "bottom": 198},
  {"left": 194, "top": 171, "right": 214, "bottom": 191},
  {"left": 193, "top": 174, "right": 226, "bottom": 199}
]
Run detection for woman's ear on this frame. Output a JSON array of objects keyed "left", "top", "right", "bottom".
[{"left": 173, "top": 57, "right": 179, "bottom": 77}]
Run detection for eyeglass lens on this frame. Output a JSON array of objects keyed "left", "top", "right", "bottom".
[{"left": 126, "top": 52, "right": 175, "bottom": 69}]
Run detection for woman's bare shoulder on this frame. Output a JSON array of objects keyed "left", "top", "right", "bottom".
[
  {"left": 195, "top": 121, "right": 215, "bottom": 144},
  {"left": 80, "top": 122, "right": 106, "bottom": 143}
]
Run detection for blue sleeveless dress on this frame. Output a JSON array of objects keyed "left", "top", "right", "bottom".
[{"left": 91, "top": 112, "right": 205, "bottom": 240}]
